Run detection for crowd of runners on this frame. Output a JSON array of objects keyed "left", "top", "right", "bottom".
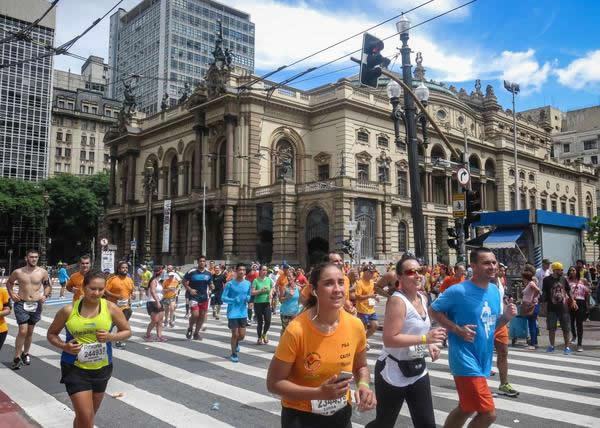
[{"left": 0, "top": 248, "right": 596, "bottom": 428}]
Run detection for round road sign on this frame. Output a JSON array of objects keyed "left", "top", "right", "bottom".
[
  {"left": 457, "top": 167, "right": 470, "bottom": 186},
  {"left": 100, "top": 238, "right": 109, "bottom": 247}
]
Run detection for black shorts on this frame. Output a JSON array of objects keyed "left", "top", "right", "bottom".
[
  {"left": 281, "top": 404, "right": 352, "bottom": 428},
  {"left": 122, "top": 308, "right": 132, "bottom": 320},
  {"left": 146, "top": 301, "right": 164, "bottom": 315},
  {"left": 60, "top": 363, "right": 113, "bottom": 396},
  {"left": 0, "top": 331, "right": 7, "bottom": 351},
  {"left": 228, "top": 318, "right": 248, "bottom": 330},
  {"left": 14, "top": 301, "right": 42, "bottom": 325}
]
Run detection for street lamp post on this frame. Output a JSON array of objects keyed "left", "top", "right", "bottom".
[
  {"left": 8, "top": 248, "right": 13, "bottom": 273},
  {"left": 143, "top": 166, "right": 157, "bottom": 265},
  {"left": 40, "top": 192, "right": 49, "bottom": 268},
  {"left": 504, "top": 80, "right": 520, "bottom": 210}
]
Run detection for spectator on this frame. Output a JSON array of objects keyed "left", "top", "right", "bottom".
[
  {"left": 521, "top": 265, "right": 541, "bottom": 350},
  {"left": 542, "top": 262, "right": 573, "bottom": 354},
  {"left": 566, "top": 266, "right": 590, "bottom": 352},
  {"left": 440, "top": 263, "right": 465, "bottom": 293}
]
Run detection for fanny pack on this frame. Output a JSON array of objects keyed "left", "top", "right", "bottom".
[{"left": 386, "top": 353, "right": 426, "bottom": 378}]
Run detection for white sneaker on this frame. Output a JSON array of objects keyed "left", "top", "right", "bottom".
[{"left": 577, "top": 346, "right": 584, "bottom": 352}]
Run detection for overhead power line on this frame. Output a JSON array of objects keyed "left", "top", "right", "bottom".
[{"left": 0, "top": 0, "right": 60, "bottom": 45}]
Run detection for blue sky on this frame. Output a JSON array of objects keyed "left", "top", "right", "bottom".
[{"left": 54, "top": 0, "right": 600, "bottom": 112}]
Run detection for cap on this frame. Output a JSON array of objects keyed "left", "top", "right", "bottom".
[
  {"left": 153, "top": 265, "right": 164, "bottom": 273},
  {"left": 274, "top": 266, "right": 280, "bottom": 272},
  {"left": 542, "top": 258, "right": 551, "bottom": 265},
  {"left": 282, "top": 263, "right": 290, "bottom": 269},
  {"left": 168, "top": 271, "right": 175, "bottom": 276},
  {"left": 551, "top": 262, "right": 563, "bottom": 271},
  {"left": 363, "top": 265, "right": 376, "bottom": 272},
  {"left": 499, "top": 263, "right": 507, "bottom": 269}
]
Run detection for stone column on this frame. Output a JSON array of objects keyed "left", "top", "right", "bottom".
[
  {"left": 178, "top": 162, "right": 186, "bottom": 196},
  {"left": 186, "top": 210, "right": 193, "bottom": 260},
  {"left": 192, "top": 125, "right": 206, "bottom": 190},
  {"left": 375, "top": 201, "right": 384, "bottom": 258},
  {"left": 383, "top": 202, "right": 392, "bottom": 256},
  {"left": 223, "top": 205, "right": 234, "bottom": 260},
  {"left": 171, "top": 211, "right": 178, "bottom": 261},
  {"left": 480, "top": 178, "right": 488, "bottom": 210},
  {"left": 427, "top": 172, "right": 434, "bottom": 202},
  {"left": 151, "top": 214, "right": 159, "bottom": 261},
  {"left": 224, "top": 115, "right": 237, "bottom": 183},
  {"left": 126, "top": 154, "right": 136, "bottom": 203},
  {"left": 109, "top": 155, "right": 117, "bottom": 205}
]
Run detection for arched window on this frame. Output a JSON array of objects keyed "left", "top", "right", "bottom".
[
  {"left": 276, "top": 139, "right": 295, "bottom": 181},
  {"left": 430, "top": 145, "right": 445, "bottom": 162},
  {"left": 484, "top": 159, "right": 496, "bottom": 178},
  {"left": 398, "top": 222, "right": 408, "bottom": 252},
  {"left": 169, "top": 156, "right": 178, "bottom": 197},
  {"left": 586, "top": 193, "right": 593, "bottom": 219}
]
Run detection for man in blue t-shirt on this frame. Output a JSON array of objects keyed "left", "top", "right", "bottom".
[
  {"left": 221, "top": 263, "right": 251, "bottom": 363},
  {"left": 183, "top": 255, "right": 213, "bottom": 340},
  {"left": 431, "top": 248, "right": 516, "bottom": 428}
]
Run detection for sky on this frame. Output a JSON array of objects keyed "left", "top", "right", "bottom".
[{"left": 52, "top": 0, "right": 600, "bottom": 112}]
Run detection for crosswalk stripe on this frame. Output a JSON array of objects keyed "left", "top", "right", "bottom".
[
  {"left": 4, "top": 319, "right": 235, "bottom": 428},
  {"left": 130, "top": 313, "right": 600, "bottom": 409},
  {"left": 123, "top": 316, "right": 600, "bottom": 427},
  {"left": 0, "top": 337, "right": 79, "bottom": 428}
]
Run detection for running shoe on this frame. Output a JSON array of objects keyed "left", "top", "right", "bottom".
[
  {"left": 143, "top": 334, "right": 154, "bottom": 342},
  {"left": 235, "top": 343, "right": 240, "bottom": 353},
  {"left": 490, "top": 369, "right": 496, "bottom": 376},
  {"left": 115, "top": 341, "right": 125, "bottom": 349},
  {"left": 498, "top": 383, "right": 519, "bottom": 397},
  {"left": 564, "top": 347, "right": 572, "bottom": 355},
  {"left": 577, "top": 346, "right": 584, "bottom": 352},
  {"left": 256, "top": 338, "right": 263, "bottom": 345},
  {"left": 21, "top": 353, "right": 31, "bottom": 365},
  {"left": 193, "top": 333, "right": 202, "bottom": 341},
  {"left": 527, "top": 345, "right": 536, "bottom": 351},
  {"left": 262, "top": 334, "right": 269, "bottom": 344},
  {"left": 186, "top": 327, "right": 193, "bottom": 339},
  {"left": 230, "top": 353, "right": 239, "bottom": 363},
  {"left": 546, "top": 345, "right": 555, "bottom": 353},
  {"left": 157, "top": 336, "right": 168, "bottom": 342},
  {"left": 169, "top": 322, "right": 175, "bottom": 328},
  {"left": 11, "top": 357, "right": 23, "bottom": 370}
]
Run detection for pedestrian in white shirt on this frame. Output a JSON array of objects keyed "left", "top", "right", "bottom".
[{"left": 535, "top": 259, "right": 551, "bottom": 285}]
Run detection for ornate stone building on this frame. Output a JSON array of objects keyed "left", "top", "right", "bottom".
[{"left": 102, "top": 48, "right": 597, "bottom": 267}]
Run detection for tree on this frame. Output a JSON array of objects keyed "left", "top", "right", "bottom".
[{"left": 587, "top": 216, "right": 600, "bottom": 259}]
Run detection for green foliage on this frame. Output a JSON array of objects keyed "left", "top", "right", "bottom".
[
  {"left": 587, "top": 216, "right": 600, "bottom": 253},
  {"left": 0, "top": 173, "right": 109, "bottom": 263}
]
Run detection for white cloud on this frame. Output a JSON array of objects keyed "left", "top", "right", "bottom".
[
  {"left": 374, "top": 0, "right": 470, "bottom": 19},
  {"left": 555, "top": 50, "right": 600, "bottom": 89},
  {"left": 487, "top": 49, "right": 552, "bottom": 94}
]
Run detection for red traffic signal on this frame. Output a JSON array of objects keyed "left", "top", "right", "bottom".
[{"left": 358, "top": 33, "right": 390, "bottom": 88}]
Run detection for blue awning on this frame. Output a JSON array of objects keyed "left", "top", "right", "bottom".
[{"left": 483, "top": 229, "right": 524, "bottom": 249}]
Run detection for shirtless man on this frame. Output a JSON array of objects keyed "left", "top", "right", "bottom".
[{"left": 6, "top": 249, "right": 51, "bottom": 370}]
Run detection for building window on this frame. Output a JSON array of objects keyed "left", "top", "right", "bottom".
[
  {"left": 378, "top": 166, "right": 389, "bottom": 183},
  {"left": 357, "top": 163, "right": 369, "bottom": 182},
  {"left": 64, "top": 164, "right": 70, "bottom": 172},
  {"left": 592, "top": 156, "right": 598, "bottom": 165},
  {"left": 55, "top": 163, "right": 61, "bottom": 172},
  {"left": 318, "top": 164, "right": 330, "bottom": 181},
  {"left": 561, "top": 202, "right": 567, "bottom": 213},
  {"left": 67, "top": 101, "right": 74, "bottom": 110},
  {"left": 88, "top": 166, "right": 94, "bottom": 175},
  {"left": 89, "top": 152, "right": 95, "bottom": 162},
  {"left": 519, "top": 171, "right": 525, "bottom": 180},
  {"left": 529, "top": 195, "right": 536, "bottom": 209},
  {"left": 55, "top": 147, "right": 62, "bottom": 157},
  {"left": 563, "top": 143, "right": 570, "bottom": 153},
  {"left": 541, "top": 198, "right": 547, "bottom": 211},
  {"left": 56, "top": 131, "right": 63, "bottom": 141},
  {"left": 583, "top": 140, "right": 596, "bottom": 150},
  {"left": 510, "top": 192, "right": 515, "bottom": 210},
  {"left": 81, "top": 135, "right": 87, "bottom": 145},
  {"left": 357, "top": 130, "right": 369, "bottom": 144},
  {"left": 83, "top": 105, "right": 89, "bottom": 113},
  {"left": 377, "top": 135, "right": 389, "bottom": 147},
  {"left": 509, "top": 169, "right": 515, "bottom": 177},
  {"left": 80, "top": 150, "right": 86, "bottom": 161},
  {"left": 551, "top": 200, "right": 557, "bottom": 212},
  {"left": 105, "top": 109, "right": 112, "bottom": 117},
  {"left": 65, "top": 133, "right": 72, "bottom": 143},
  {"left": 65, "top": 148, "right": 71, "bottom": 158},
  {"left": 397, "top": 170, "right": 408, "bottom": 197},
  {"left": 398, "top": 222, "right": 408, "bottom": 252},
  {"left": 570, "top": 203, "right": 576, "bottom": 215},
  {"left": 104, "top": 154, "right": 110, "bottom": 163},
  {"left": 528, "top": 173, "right": 535, "bottom": 182},
  {"left": 58, "top": 100, "right": 64, "bottom": 108},
  {"left": 90, "top": 136, "right": 96, "bottom": 146},
  {"left": 80, "top": 165, "right": 85, "bottom": 174},
  {"left": 91, "top": 106, "right": 97, "bottom": 114}
]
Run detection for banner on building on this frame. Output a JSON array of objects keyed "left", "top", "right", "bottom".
[
  {"left": 162, "top": 199, "right": 172, "bottom": 253},
  {"left": 101, "top": 250, "right": 115, "bottom": 274}
]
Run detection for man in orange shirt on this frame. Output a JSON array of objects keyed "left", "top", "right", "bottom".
[
  {"left": 105, "top": 260, "right": 135, "bottom": 348},
  {"left": 65, "top": 255, "right": 91, "bottom": 302},
  {"left": 440, "top": 263, "right": 466, "bottom": 293}
]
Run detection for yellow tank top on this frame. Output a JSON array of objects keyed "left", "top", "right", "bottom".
[{"left": 61, "top": 298, "right": 113, "bottom": 370}]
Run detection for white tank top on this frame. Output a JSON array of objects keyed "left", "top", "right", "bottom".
[
  {"left": 148, "top": 280, "right": 163, "bottom": 301},
  {"left": 378, "top": 291, "right": 431, "bottom": 387}
]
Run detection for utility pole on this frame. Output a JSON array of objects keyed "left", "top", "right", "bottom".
[
  {"left": 143, "top": 166, "right": 156, "bottom": 265},
  {"left": 504, "top": 80, "right": 520, "bottom": 209},
  {"left": 202, "top": 182, "right": 207, "bottom": 256}
]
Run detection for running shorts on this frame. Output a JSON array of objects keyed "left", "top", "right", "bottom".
[
  {"left": 190, "top": 299, "right": 209, "bottom": 312},
  {"left": 453, "top": 376, "right": 495, "bottom": 414},
  {"left": 281, "top": 404, "right": 352, "bottom": 428},
  {"left": 228, "top": 318, "right": 248, "bottom": 329},
  {"left": 14, "top": 301, "right": 42, "bottom": 325},
  {"left": 60, "top": 363, "right": 113, "bottom": 396},
  {"left": 161, "top": 297, "right": 177, "bottom": 306},
  {"left": 146, "top": 301, "right": 164, "bottom": 315},
  {"left": 357, "top": 312, "right": 378, "bottom": 325},
  {"left": 493, "top": 324, "right": 509, "bottom": 345}
]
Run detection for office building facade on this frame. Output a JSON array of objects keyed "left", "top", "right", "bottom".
[
  {"left": 0, "top": 0, "right": 56, "bottom": 180},
  {"left": 108, "top": 0, "right": 255, "bottom": 115}
]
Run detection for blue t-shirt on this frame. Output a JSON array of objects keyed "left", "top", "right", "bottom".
[
  {"left": 183, "top": 268, "right": 213, "bottom": 302},
  {"left": 222, "top": 279, "right": 251, "bottom": 319},
  {"left": 431, "top": 280, "right": 501, "bottom": 377},
  {"left": 58, "top": 267, "right": 69, "bottom": 284},
  {"left": 279, "top": 287, "right": 300, "bottom": 316}
]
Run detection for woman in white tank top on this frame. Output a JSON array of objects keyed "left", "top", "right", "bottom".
[{"left": 366, "top": 257, "right": 447, "bottom": 428}]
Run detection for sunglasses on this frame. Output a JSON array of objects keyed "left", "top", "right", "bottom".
[{"left": 403, "top": 268, "right": 420, "bottom": 276}]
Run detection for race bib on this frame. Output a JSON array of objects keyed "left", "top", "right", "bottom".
[
  {"left": 368, "top": 298, "right": 376, "bottom": 307},
  {"left": 23, "top": 302, "right": 38, "bottom": 312},
  {"left": 77, "top": 343, "right": 107, "bottom": 363},
  {"left": 117, "top": 299, "right": 129, "bottom": 307},
  {"left": 311, "top": 396, "right": 347, "bottom": 416},
  {"left": 407, "top": 344, "right": 427, "bottom": 359},
  {"left": 190, "top": 300, "right": 199, "bottom": 308}
]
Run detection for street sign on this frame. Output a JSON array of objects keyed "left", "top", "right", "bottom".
[
  {"left": 457, "top": 167, "right": 470, "bottom": 187},
  {"left": 453, "top": 193, "right": 466, "bottom": 218},
  {"left": 100, "top": 238, "right": 108, "bottom": 247},
  {"left": 101, "top": 250, "right": 115, "bottom": 274},
  {"left": 107, "top": 244, "right": 118, "bottom": 251},
  {"left": 130, "top": 239, "right": 137, "bottom": 251}
]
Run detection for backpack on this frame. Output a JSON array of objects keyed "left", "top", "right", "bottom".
[{"left": 551, "top": 280, "right": 566, "bottom": 305}]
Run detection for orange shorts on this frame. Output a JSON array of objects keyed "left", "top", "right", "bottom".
[
  {"left": 494, "top": 324, "right": 509, "bottom": 345},
  {"left": 454, "top": 376, "right": 495, "bottom": 414}
]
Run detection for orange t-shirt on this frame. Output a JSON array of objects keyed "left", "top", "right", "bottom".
[
  {"left": 440, "top": 275, "right": 464, "bottom": 293},
  {"left": 67, "top": 272, "right": 85, "bottom": 302},
  {"left": 300, "top": 275, "right": 350, "bottom": 302},
  {"left": 105, "top": 275, "right": 134, "bottom": 308},
  {"left": 0, "top": 287, "right": 10, "bottom": 333},
  {"left": 274, "top": 309, "right": 367, "bottom": 413},
  {"left": 162, "top": 277, "right": 180, "bottom": 299}
]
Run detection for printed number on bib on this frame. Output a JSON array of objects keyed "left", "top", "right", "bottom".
[
  {"left": 311, "top": 397, "right": 347, "bottom": 416},
  {"left": 368, "top": 298, "right": 376, "bottom": 307},
  {"left": 77, "top": 343, "right": 107, "bottom": 363},
  {"left": 408, "top": 344, "right": 426, "bottom": 359},
  {"left": 23, "top": 302, "right": 38, "bottom": 312},
  {"left": 117, "top": 299, "right": 129, "bottom": 307}
]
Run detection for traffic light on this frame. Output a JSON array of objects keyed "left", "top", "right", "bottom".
[
  {"left": 359, "top": 33, "right": 391, "bottom": 88},
  {"left": 447, "top": 227, "right": 459, "bottom": 250},
  {"left": 464, "top": 190, "right": 481, "bottom": 239}
]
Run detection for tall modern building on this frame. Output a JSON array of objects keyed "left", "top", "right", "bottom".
[
  {"left": 108, "top": 0, "right": 255, "bottom": 115},
  {"left": 0, "top": 0, "right": 56, "bottom": 180}
]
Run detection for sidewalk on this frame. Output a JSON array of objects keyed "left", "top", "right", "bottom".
[{"left": 0, "top": 390, "right": 38, "bottom": 428}]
